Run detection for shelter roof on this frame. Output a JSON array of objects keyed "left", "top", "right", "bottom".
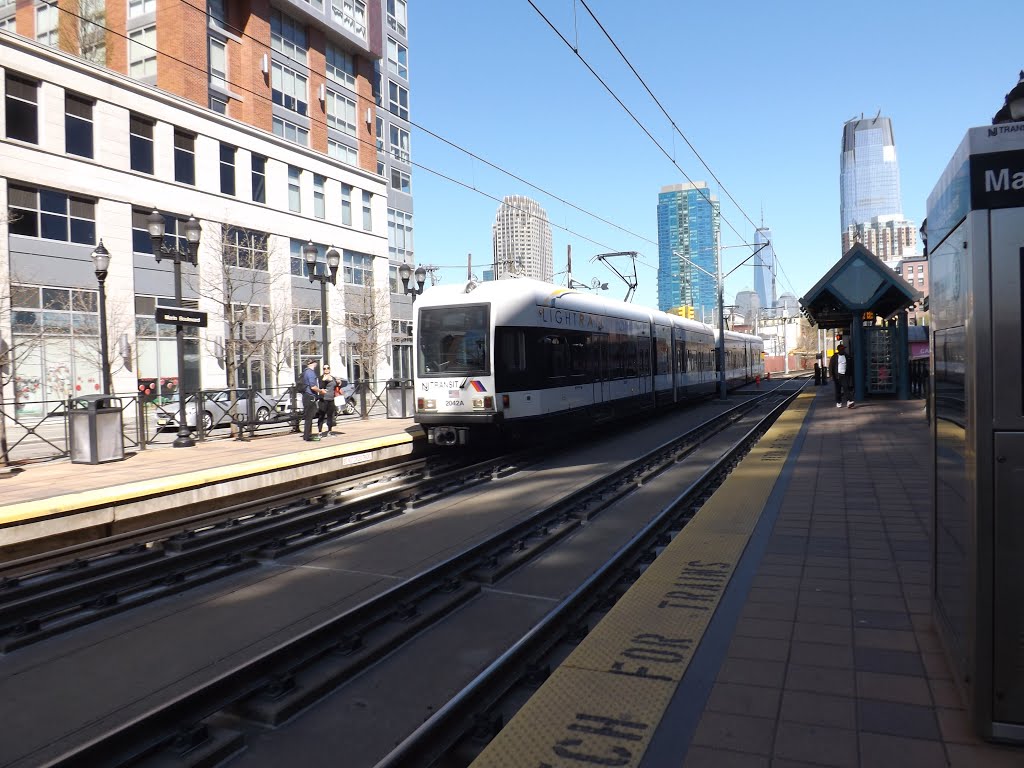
[{"left": 799, "top": 243, "right": 922, "bottom": 328}]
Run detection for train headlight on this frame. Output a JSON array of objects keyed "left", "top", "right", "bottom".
[
  {"left": 472, "top": 396, "right": 494, "bottom": 411},
  {"left": 418, "top": 398, "right": 437, "bottom": 411}
]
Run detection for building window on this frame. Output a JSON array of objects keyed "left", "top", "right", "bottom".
[
  {"left": 361, "top": 191, "right": 372, "bottom": 231},
  {"left": 6, "top": 74, "right": 38, "bottom": 144},
  {"left": 35, "top": 1, "right": 58, "bottom": 46},
  {"left": 128, "top": 0, "right": 154, "bottom": 17},
  {"left": 174, "top": 130, "right": 196, "bottom": 185},
  {"left": 129, "top": 114, "right": 155, "bottom": 174},
  {"left": 271, "top": 61, "right": 307, "bottom": 116},
  {"left": 328, "top": 139, "right": 358, "bottom": 167},
  {"left": 388, "top": 208, "right": 412, "bottom": 261},
  {"left": 917, "top": 277, "right": 924, "bottom": 286},
  {"left": 222, "top": 226, "right": 269, "bottom": 270},
  {"left": 314, "top": 174, "right": 325, "bottom": 219},
  {"left": 326, "top": 43, "right": 355, "bottom": 90},
  {"left": 207, "top": 0, "right": 225, "bottom": 24},
  {"left": 251, "top": 154, "right": 266, "bottom": 203},
  {"left": 0, "top": 17, "right": 17, "bottom": 32},
  {"left": 79, "top": 0, "right": 107, "bottom": 64},
  {"left": 288, "top": 165, "right": 301, "bottom": 213},
  {"left": 390, "top": 168, "right": 410, "bottom": 194},
  {"left": 11, "top": 285, "right": 102, "bottom": 411},
  {"left": 273, "top": 116, "right": 309, "bottom": 146},
  {"left": 129, "top": 25, "right": 157, "bottom": 78},
  {"left": 377, "top": 159, "right": 385, "bottom": 176},
  {"left": 270, "top": 8, "right": 306, "bottom": 62},
  {"left": 210, "top": 94, "right": 228, "bottom": 114},
  {"left": 209, "top": 37, "right": 227, "bottom": 90},
  {"left": 326, "top": 89, "right": 356, "bottom": 135},
  {"left": 388, "top": 80, "right": 408, "bottom": 120},
  {"left": 220, "top": 143, "right": 236, "bottom": 195},
  {"left": 331, "top": 0, "right": 365, "bottom": 39},
  {"left": 342, "top": 250, "right": 371, "bottom": 285},
  {"left": 8, "top": 185, "right": 96, "bottom": 244},
  {"left": 389, "top": 124, "right": 409, "bottom": 162},
  {"left": 341, "top": 183, "right": 352, "bottom": 226},
  {"left": 387, "top": 37, "right": 407, "bottom": 79},
  {"left": 375, "top": 116, "right": 384, "bottom": 151},
  {"left": 65, "top": 93, "right": 94, "bottom": 158},
  {"left": 389, "top": 265, "right": 399, "bottom": 293},
  {"left": 386, "top": 0, "right": 406, "bottom": 37}
]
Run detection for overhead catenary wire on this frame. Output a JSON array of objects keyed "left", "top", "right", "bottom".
[{"left": 528, "top": 0, "right": 797, "bottom": 296}]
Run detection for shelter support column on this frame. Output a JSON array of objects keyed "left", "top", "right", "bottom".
[
  {"left": 852, "top": 317, "right": 864, "bottom": 402},
  {"left": 896, "top": 312, "right": 910, "bottom": 400}
]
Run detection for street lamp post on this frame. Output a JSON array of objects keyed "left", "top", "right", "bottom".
[
  {"left": 90, "top": 240, "right": 112, "bottom": 394},
  {"left": 147, "top": 209, "right": 202, "bottom": 448},
  {"left": 303, "top": 242, "right": 341, "bottom": 367},
  {"left": 399, "top": 262, "right": 427, "bottom": 300}
]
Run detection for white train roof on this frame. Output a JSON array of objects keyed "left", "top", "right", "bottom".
[{"left": 416, "top": 277, "right": 757, "bottom": 342}]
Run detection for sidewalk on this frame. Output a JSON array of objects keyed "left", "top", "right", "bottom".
[{"left": 681, "top": 388, "right": 1021, "bottom": 768}]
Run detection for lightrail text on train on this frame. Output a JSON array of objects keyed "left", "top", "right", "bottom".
[{"left": 413, "top": 279, "right": 764, "bottom": 446}]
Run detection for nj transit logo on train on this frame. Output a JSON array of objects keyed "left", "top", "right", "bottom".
[{"left": 419, "top": 379, "right": 487, "bottom": 392}]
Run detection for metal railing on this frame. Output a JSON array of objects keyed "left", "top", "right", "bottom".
[{"left": 0, "top": 378, "right": 417, "bottom": 465}]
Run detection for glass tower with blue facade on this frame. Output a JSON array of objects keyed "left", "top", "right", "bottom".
[
  {"left": 754, "top": 226, "right": 775, "bottom": 311},
  {"left": 840, "top": 116, "right": 903, "bottom": 230},
  {"left": 657, "top": 182, "right": 720, "bottom": 319}
]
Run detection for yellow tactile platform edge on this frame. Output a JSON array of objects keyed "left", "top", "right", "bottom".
[
  {"left": 0, "top": 432, "right": 417, "bottom": 527},
  {"left": 471, "top": 393, "right": 814, "bottom": 768}
]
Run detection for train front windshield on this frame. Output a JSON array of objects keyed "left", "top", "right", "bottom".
[{"left": 417, "top": 304, "right": 490, "bottom": 376}]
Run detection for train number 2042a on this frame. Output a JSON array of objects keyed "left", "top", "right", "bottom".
[{"left": 446, "top": 400, "right": 465, "bottom": 407}]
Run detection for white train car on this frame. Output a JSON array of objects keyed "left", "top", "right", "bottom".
[{"left": 413, "top": 278, "right": 762, "bottom": 446}]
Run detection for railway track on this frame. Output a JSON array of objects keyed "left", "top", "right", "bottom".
[
  {"left": 23, "top": 380, "right": 806, "bottom": 768},
  {"left": 0, "top": 451, "right": 525, "bottom": 652}
]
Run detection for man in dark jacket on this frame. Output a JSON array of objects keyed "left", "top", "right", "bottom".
[
  {"left": 828, "top": 343, "right": 854, "bottom": 408},
  {"left": 301, "top": 359, "right": 324, "bottom": 441}
]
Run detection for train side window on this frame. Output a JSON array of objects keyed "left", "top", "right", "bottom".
[
  {"left": 569, "top": 334, "right": 588, "bottom": 377},
  {"left": 543, "top": 335, "right": 568, "bottom": 379},
  {"left": 498, "top": 329, "right": 526, "bottom": 373}
]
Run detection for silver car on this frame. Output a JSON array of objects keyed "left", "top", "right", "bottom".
[{"left": 155, "top": 388, "right": 289, "bottom": 432}]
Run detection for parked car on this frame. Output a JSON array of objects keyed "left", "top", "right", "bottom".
[{"left": 155, "top": 388, "right": 290, "bottom": 432}]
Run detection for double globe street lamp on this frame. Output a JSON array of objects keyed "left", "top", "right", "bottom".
[
  {"left": 302, "top": 242, "right": 341, "bottom": 366},
  {"left": 398, "top": 263, "right": 427, "bottom": 301},
  {"left": 146, "top": 210, "right": 202, "bottom": 448}
]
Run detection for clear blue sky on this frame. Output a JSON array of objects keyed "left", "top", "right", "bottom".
[{"left": 406, "top": 0, "right": 1021, "bottom": 310}]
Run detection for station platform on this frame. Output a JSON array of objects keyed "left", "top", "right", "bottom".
[
  {"left": 0, "top": 417, "right": 424, "bottom": 559},
  {"left": 473, "top": 387, "right": 1024, "bottom": 768}
]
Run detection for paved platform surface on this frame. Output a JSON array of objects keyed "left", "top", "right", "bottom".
[{"left": 474, "top": 387, "right": 1024, "bottom": 768}]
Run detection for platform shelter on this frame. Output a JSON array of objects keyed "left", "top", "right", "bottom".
[{"left": 799, "top": 243, "right": 922, "bottom": 401}]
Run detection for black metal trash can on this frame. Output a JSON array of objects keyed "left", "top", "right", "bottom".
[{"left": 69, "top": 395, "right": 125, "bottom": 464}]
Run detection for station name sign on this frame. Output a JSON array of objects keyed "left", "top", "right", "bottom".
[
  {"left": 156, "top": 306, "right": 208, "bottom": 327},
  {"left": 971, "top": 149, "right": 1024, "bottom": 209}
]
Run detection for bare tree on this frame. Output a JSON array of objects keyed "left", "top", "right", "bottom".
[
  {"left": 189, "top": 225, "right": 293, "bottom": 432},
  {"left": 342, "top": 274, "right": 393, "bottom": 386}
]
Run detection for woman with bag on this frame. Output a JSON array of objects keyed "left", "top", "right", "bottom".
[{"left": 317, "top": 364, "right": 338, "bottom": 437}]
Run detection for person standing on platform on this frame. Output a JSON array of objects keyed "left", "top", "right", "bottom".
[
  {"left": 317, "top": 364, "right": 338, "bottom": 437},
  {"left": 829, "top": 343, "right": 855, "bottom": 408},
  {"left": 302, "top": 359, "right": 324, "bottom": 442}
]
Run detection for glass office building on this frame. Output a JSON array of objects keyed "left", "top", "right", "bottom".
[
  {"left": 840, "top": 115, "right": 903, "bottom": 231},
  {"left": 657, "top": 182, "right": 720, "bottom": 319}
]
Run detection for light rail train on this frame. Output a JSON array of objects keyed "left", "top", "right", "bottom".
[{"left": 413, "top": 278, "right": 764, "bottom": 446}]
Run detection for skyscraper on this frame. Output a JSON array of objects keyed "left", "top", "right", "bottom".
[
  {"left": 491, "top": 196, "right": 553, "bottom": 282},
  {"left": 753, "top": 226, "right": 776, "bottom": 311},
  {"left": 657, "top": 182, "right": 720, "bottom": 319},
  {"left": 840, "top": 115, "right": 917, "bottom": 259}
]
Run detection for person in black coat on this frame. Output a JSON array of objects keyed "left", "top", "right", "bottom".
[{"left": 828, "top": 343, "right": 854, "bottom": 408}]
